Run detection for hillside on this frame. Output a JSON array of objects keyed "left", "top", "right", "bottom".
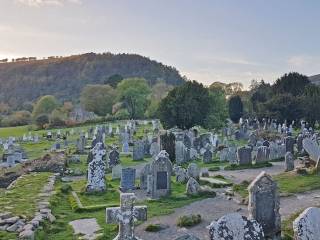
[
  {"left": 309, "top": 74, "right": 320, "bottom": 85},
  {"left": 0, "top": 52, "right": 185, "bottom": 108}
]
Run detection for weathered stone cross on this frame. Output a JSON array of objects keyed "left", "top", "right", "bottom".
[{"left": 106, "top": 193, "right": 147, "bottom": 240}]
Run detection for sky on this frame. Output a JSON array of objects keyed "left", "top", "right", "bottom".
[{"left": 0, "top": 0, "right": 320, "bottom": 87}]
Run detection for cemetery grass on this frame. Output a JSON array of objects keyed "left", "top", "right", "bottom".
[
  {"left": 224, "top": 162, "right": 273, "bottom": 170},
  {"left": 37, "top": 177, "right": 213, "bottom": 239},
  {"left": 0, "top": 172, "right": 52, "bottom": 219},
  {"left": 274, "top": 171, "right": 320, "bottom": 194},
  {"left": 233, "top": 171, "right": 320, "bottom": 198}
]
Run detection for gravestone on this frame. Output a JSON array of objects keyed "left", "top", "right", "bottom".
[
  {"left": 203, "top": 148, "right": 213, "bottom": 163},
  {"left": 133, "top": 140, "right": 144, "bottom": 161},
  {"left": 248, "top": 171, "right": 281, "bottom": 240},
  {"left": 219, "top": 148, "right": 229, "bottom": 162},
  {"left": 296, "top": 134, "right": 303, "bottom": 153},
  {"left": 237, "top": 146, "right": 252, "bottom": 165},
  {"left": 175, "top": 141, "right": 187, "bottom": 164},
  {"left": 208, "top": 213, "right": 265, "bottom": 240},
  {"left": 112, "top": 165, "right": 122, "bottom": 180},
  {"left": 140, "top": 164, "right": 150, "bottom": 190},
  {"left": 302, "top": 138, "right": 320, "bottom": 167},
  {"left": 86, "top": 143, "right": 107, "bottom": 192},
  {"left": 122, "top": 140, "right": 129, "bottom": 153},
  {"left": 284, "top": 136, "right": 295, "bottom": 154},
  {"left": 106, "top": 193, "right": 147, "bottom": 240},
  {"left": 186, "top": 177, "right": 200, "bottom": 195},
  {"left": 120, "top": 168, "right": 136, "bottom": 192},
  {"left": 149, "top": 141, "right": 160, "bottom": 158},
  {"left": 108, "top": 147, "right": 120, "bottom": 169},
  {"left": 176, "top": 167, "right": 188, "bottom": 183},
  {"left": 256, "top": 146, "right": 270, "bottom": 163},
  {"left": 6, "top": 154, "right": 15, "bottom": 167},
  {"left": 187, "top": 163, "right": 200, "bottom": 180},
  {"left": 160, "top": 131, "right": 176, "bottom": 162},
  {"left": 293, "top": 207, "right": 320, "bottom": 240},
  {"left": 285, "top": 152, "right": 294, "bottom": 171},
  {"left": 149, "top": 150, "right": 172, "bottom": 199},
  {"left": 143, "top": 138, "right": 151, "bottom": 157}
]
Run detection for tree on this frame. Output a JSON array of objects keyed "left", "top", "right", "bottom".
[
  {"left": 104, "top": 74, "right": 123, "bottom": 88},
  {"left": 32, "top": 95, "right": 58, "bottom": 119},
  {"left": 116, "top": 78, "right": 151, "bottom": 119},
  {"left": 35, "top": 114, "right": 49, "bottom": 129},
  {"left": 80, "top": 84, "right": 116, "bottom": 116},
  {"left": 273, "top": 72, "right": 310, "bottom": 96},
  {"left": 250, "top": 80, "right": 273, "bottom": 114},
  {"left": 145, "top": 81, "right": 173, "bottom": 118},
  {"left": 302, "top": 85, "right": 320, "bottom": 126},
  {"left": 204, "top": 88, "right": 228, "bottom": 129},
  {"left": 228, "top": 95, "right": 243, "bottom": 123},
  {"left": 261, "top": 93, "right": 303, "bottom": 123},
  {"left": 158, "top": 81, "right": 213, "bottom": 129}
]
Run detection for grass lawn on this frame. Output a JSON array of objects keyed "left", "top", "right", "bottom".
[
  {"left": 233, "top": 171, "right": 320, "bottom": 198},
  {"left": 224, "top": 162, "right": 273, "bottom": 171},
  {"left": 0, "top": 172, "right": 52, "bottom": 218},
  {"left": 274, "top": 171, "right": 320, "bottom": 194},
  {"left": 36, "top": 175, "right": 214, "bottom": 240}
]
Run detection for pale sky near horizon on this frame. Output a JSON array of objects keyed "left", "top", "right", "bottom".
[{"left": 0, "top": 0, "right": 320, "bottom": 87}]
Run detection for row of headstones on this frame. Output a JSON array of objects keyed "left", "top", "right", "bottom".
[{"left": 106, "top": 171, "right": 320, "bottom": 240}]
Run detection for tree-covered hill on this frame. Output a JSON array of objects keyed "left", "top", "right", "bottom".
[{"left": 0, "top": 52, "right": 185, "bottom": 108}]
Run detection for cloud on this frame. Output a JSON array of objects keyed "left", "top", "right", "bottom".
[{"left": 17, "top": 0, "right": 81, "bottom": 7}]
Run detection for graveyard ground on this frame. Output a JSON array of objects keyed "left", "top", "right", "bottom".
[{"left": 0, "top": 121, "right": 320, "bottom": 239}]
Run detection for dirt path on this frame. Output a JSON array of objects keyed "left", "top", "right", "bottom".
[
  {"left": 135, "top": 160, "right": 320, "bottom": 240},
  {"left": 211, "top": 161, "right": 288, "bottom": 184},
  {"left": 135, "top": 194, "right": 248, "bottom": 240}
]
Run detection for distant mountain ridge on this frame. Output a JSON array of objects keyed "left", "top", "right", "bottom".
[
  {"left": 0, "top": 52, "right": 185, "bottom": 108},
  {"left": 309, "top": 74, "right": 320, "bottom": 85}
]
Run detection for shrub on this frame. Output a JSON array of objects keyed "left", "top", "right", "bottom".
[
  {"left": 145, "top": 224, "right": 163, "bottom": 232},
  {"left": 35, "top": 114, "right": 49, "bottom": 129},
  {"left": 60, "top": 184, "right": 72, "bottom": 194},
  {"left": 177, "top": 214, "right": 201, "bottom": 227}
]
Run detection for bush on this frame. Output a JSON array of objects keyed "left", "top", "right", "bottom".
[
  {"left": 60, "top": 184, "right": 73, "bottom": 194},
  {"left": 35, "top": 114, "right": 49, "bottom": 129},
  {"left": 114, "top": 108, "right": 130, "bottom": 120},
  {"left": 208, "top": 166, "right": 220, "bottom": 172},
  {"left": 0, "top": 111, "right": 32, "bottom": 127},
  {"left": 145, "top": 224, "right": 163, "bottom": 232},
  {"left": 177, "top": 214, "right": 202, "bottom": 227}
]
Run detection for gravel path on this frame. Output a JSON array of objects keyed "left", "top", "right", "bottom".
[
  {"left": 212, "top": 161, "right": 288, "bottom": 184},
  {"left": 134, "top": 160, "right": 320, "bottom": 240},
  {"left": 135, "top": 194, "right": 247, "bottom": 240}
]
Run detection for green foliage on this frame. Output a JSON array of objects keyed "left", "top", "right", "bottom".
[
  {"left": 60, "top": 184, "right": 73, "bottom": 194},
  {"left": 0, "top": 172, "right": 52, "bottom": 218},
  {"left": 104, "top": 74, "right": 123, "bottom": 88},
  {"left": 262, "top": 93, "right": 303, "bottom": 123},
  {"left": 50, "top": 108, "right": 67, "bottom": 127},
  {"left": 250, "top": 80, "right": 273, "bottom": 114},
  {"left": 0, "top": 110, "right": 31, "bottom": 127},
  {"left": 228, "top": 95, "right": 243, "bottom": 123},
  {"left": 177, "top": 214, "right": 202, "bottom": 227},
  {"left": 274, "top": 171, "right": 320, "bottom": 194},
  {"left": 224, "top": 162, "right": 272, "bottom": 170},
  {"left": 159, "top": 81, "right": 225, "bottom": 129},
  {"left": 273, "top": 72, "right": 310, "bottom": 96},
  {"left": 116, "top": 78, "right": 151, "bottom": 119},
  {"left": 80, "top": 84, "right": 116, "bottom": 116},
  {"left": 301, "top": 84, "right": 320, "bottom": 125},
  {"left": 205, "top": 89, "right": 228, "bottom": 129},
  {"left": 145, "top": 224, "right": 163, "bottom": 232},
  {"left": 0, "top": 53, "right": 185, "bottom": 108},
  {"left": 32, "top": 95, "right": 59, "bottom": 118},
  {"left": 35, "top": 114, "right": 49, "bottom": 129},
  {"left": 232, "top": 180, "right": 250, "bottom": 198}
]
